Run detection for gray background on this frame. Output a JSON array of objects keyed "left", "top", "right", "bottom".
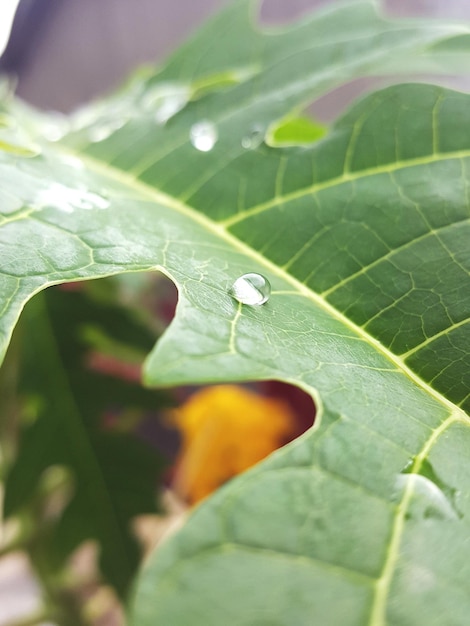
[{"left": 2, "top": 0, "right": 470, "bottom": 113}]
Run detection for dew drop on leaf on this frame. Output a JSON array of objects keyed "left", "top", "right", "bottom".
[
  {"left": 140, "top": 82, "right": 190, "bottom": 124},
  {"left": 241, "top": 124, "right": 264, "bottom": 149},
  {"left": 395, "top": 474, "right": 459, "bottom": 521},
  {"left": 189, "top": 120, "right": 218, "bottom": 152},
  {"left": 229, "top": 273, "right": 271, "bottom": 305},
  {"left": 41, "top": 115, "right": 70, "bottom": 142},
  {"left": 88, "top": 119, "right": 126, "bottom": 143},
  {"left": 155, "top": 91, "right": 190, "bottom": 124}
]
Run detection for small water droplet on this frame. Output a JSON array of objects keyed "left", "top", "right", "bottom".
[
  {"left": 41, "top": 115, "right": 70, "bottom": 142},
  {"left": 401, "top": 458, "right": 463, "bottom": 519},
  {"left": 154, "top": 98, "right": 184, "bottom": 124},
  {"left": 88, "top": 118, "right": 127, "bottom": 143},
  {"left": 229, "top": 273, "right": 271, "bottom": 306},
  {"left": 241, "top": 124, "right": 264, "bottom": 150},
  {"left": 394, "top": 474, "right": 459, "bottom": 522},
  {"left": 190, "top": 120, "right": 218, "bottom": 152},
  {"left": 140, "top": 83, "right": 190, "bottom": 124}
]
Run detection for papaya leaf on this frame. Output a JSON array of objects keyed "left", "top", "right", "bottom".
[
  {"left": 130, "top": 82, "right": 470, "bottom": 625},
  {"left": 0, "top": 1, "right": 470, "bottom": 623}
]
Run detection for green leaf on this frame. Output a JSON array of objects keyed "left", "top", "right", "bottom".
[
  {"left": 2, "top": 0, "right": 470, "bottom": 361},
  {"left": 130, "top": 83, "right": 470, "bottom": 626},
  {"left": 1, "top": 0, "right": 470, "bottom": 623}
]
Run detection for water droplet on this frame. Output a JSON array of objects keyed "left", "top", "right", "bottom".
[
  {"left": 88, "top": 118, "right": 127, "bottom": 143},
  {"left": 229, "top": 273, "right": 271, "bottom": 306},
  {"left": 401, "top": 458, "right": 463, "bottom": 519},
  {"left": 190, "top": 120, "right": 218, "bottom": 152},
  {"left": 140, "top": 83, "right": 190, "bottom": 124},
  {"left": 36, "top": 183, "right": 110, "bottom": 213},
  {"left": 394, "top": 474, "right": 459, "bottom": 522},
  {"left": 241, "top": 124, "right": 264, "bottom": 150},
  {"left": 41, "top": 115, "right": 70, "bottom": 142},
  {"left": 154, "top": 97, "right": 185, "bottom": 124}
]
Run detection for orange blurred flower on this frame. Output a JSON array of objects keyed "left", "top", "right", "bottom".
[{"left": 169, "top": 385, "right": 297, "bottom": 505}]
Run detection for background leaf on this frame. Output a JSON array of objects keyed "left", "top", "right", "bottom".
[{"left": 4, "top": 285, "right": 167, "bottom": 597}]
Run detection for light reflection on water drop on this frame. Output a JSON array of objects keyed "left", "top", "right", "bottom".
[
  {"left": 36, "top": 183, "right": 110, "bottom": 213},
  {"left": 229, "top": 273, "right": 271, "bottom": 306},
  {"left": 61, "top": 154, "right": 85, "bottom": 170},
  {"left": 189, "top": 120, "right": 218, "bottom": 152}
]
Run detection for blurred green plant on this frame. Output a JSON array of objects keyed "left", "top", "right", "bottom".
[{"left": 1, "top": 280, "right": 170, "bottom": 623}]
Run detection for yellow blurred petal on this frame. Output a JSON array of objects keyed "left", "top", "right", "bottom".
[{"left": 170, "top": 385, "right": 296, "bottom": 504}]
